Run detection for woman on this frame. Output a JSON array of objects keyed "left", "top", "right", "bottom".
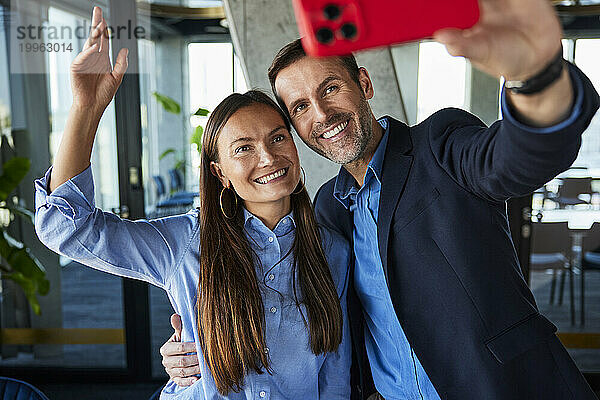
[{"left": 34, "top": 7, "right": 350, "bottom": 399}]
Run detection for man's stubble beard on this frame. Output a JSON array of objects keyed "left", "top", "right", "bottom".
[{"left": 307, "top": 96, "right": 373, "bottom": 165}]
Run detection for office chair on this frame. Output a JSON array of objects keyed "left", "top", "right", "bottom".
[
  {"left": 0, "top": 377, "right": 50, "bottom": 400},
  {"left": 529, "top": 221, "right": 575, "bottom": 324}
]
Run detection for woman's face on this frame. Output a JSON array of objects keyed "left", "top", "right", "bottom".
[{"left": 211, "top": 103, "right": 301, "bottom": 210}]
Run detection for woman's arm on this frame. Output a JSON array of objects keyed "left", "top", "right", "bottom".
[
  {"left": 35, "top": 164, "right": 199, "bottom": 288},
  {"left": 49, "top": 6, "right": 128, "bottom": 193},
  {"left": 35, "top": 7, "right": 197, "bottom": 289}
]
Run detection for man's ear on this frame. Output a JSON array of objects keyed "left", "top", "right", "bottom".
[
  {"left": 358, "top": 67, "right": 374, "bottom": 100},
  {"left": 210, "top": 161, "right": 229, "bottom": 188}
]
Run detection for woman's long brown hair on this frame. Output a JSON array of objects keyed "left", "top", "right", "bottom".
[{"left": 198, "top": 90, "right": 343, "bottom": 395}]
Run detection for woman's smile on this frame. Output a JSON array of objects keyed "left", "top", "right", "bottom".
[{"left": 254, "top": 167, "right": 289, "bottom": 184}]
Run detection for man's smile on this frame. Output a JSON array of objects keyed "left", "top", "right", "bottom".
[{"left": 320, "top": 119, "right": 349, "bottom": 141}]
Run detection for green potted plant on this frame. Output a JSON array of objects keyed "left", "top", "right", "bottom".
[
  {"left": 153, "top": 92, "right": 209, "bottom": 187},
  {"left": 0, "top": 156, "right": 49, "bottom": 315}
]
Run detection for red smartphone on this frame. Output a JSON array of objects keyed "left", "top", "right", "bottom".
[{"left": 293, "top": 0, "right": 480, "bottom": 57}]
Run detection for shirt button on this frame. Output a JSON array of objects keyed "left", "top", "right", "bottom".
[
  {"left": 268, "top": 273, "right": 275, "bottom": 281},
  {"left": 270, "top": 306, "right": 277, "bottom": 313},
  {"left": 265, "top": 347, "right": 269, "bottom": 354},
  {"left": 268, "top": 236, "right": 274, "bottom": 243},
  {"left": 259, "top": 391, "right": 266, "bottom": 398}
]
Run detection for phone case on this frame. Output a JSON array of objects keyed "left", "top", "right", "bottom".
[{"left": 293, "top": 0, "right": 480, "bottom": 57}]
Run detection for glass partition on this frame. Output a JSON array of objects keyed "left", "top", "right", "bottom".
[{"left": 528, "top": 38, "right": 600, "bottom": 373}]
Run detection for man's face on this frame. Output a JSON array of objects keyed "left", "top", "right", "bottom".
[{"left": 274, "top": 57, "right": 374, "bottom": 165}]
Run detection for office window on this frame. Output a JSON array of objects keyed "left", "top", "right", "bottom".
[
  {"left": 417, "top": 41, "right": 467, "bottom": 123},
  {"left": 0, "top": 5, "right": 10, "bottom": 139},
  {"left": 187, "top": 42, "right": 247, "bottom": 193}
]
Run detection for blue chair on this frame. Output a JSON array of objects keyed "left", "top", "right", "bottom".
[
  {"left": 168, "top": 169, "right": 197, "bottom": 201},
  {"left": 152, "top": 175, "right": 193, "bottom": 208},
  {"left": 0, "top": 377, "right": 50, "bottom": 400}
]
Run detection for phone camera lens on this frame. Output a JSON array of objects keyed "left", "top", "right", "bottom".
[
  {"left": 316, "top": 27, "right": 334, "bottom": 44},
  {"left": 323, "top": 4, "right": 341, "bottom": 20},
  {"left": 340, "top": 23, "right": 357, "bottom": 39}
]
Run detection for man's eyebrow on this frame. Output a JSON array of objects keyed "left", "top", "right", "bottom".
[
  {"left": 287, "top": 75, "right": 341, "bottom": 114},
  {"left": 316, "top": 75, "right": 341, "bottom": 95}
]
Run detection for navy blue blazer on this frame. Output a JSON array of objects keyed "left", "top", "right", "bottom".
[{"left": 314, "top": 63, "right": 599, "bottom": 400}]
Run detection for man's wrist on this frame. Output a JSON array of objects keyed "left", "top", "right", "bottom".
[
  {"left": 505, "top": 46, "right": 565, "bottom": 95},
  {"left": 504, "top": 67, "right": 574, "bottom": 127}
]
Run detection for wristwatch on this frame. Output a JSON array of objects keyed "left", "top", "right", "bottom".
[{"left": 504, "top": 47, "right": 565, "bottom": 95}]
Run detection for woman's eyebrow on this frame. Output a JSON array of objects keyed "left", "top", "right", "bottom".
[
  {"left": 229, "top": 137, "right": 253, "bottom": 148},
  {"left": 269, "top": 126, "right": 286, "bottom": 135}
]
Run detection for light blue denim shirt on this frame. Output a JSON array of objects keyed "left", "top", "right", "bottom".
[
  {"left": 334, "top": 119, "right": 441, "bottom": 400},
  {"left": 34, "top": 165, "right": 351, "bottom": 400}
]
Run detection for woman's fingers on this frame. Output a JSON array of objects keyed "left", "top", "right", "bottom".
[
  {"left": 83, "top": 8, "right": 104, "bottom": 51},
  {"left": 170, "top": 314, "right": 183, "bottom": 342},
  {"left": 162, "top": 353, "right": 200, "bottom": 370},
  {"left": 173, "top": 377, "right": 199, "bottom": 387},
  {"left": 160, "top": 340, "right": 197, "bottom": 357},
  {"left": 91, "top": 6, "right": 102, "bottom": 30},
  {"left": 165, "top": 363, "right": 201, "bottom": 382},
  {"left": 99, "top": 18, "right": 109, "bottom": 54},
  {"left": 112, "top": 48, "right": 129, "bottom": 83}
]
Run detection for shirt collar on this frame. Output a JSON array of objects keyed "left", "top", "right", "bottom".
[
  {"left": 243, "top": 208, "right": 296, "bottom": 248},
  {"left": 333, "top": 117, "right": 390, "bottom": 210}
]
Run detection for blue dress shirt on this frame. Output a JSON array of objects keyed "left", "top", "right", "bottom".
[
  {"left": 34, "top": 165, "right": 352, "bottom": 400},
  {"left": 334, "top": 119, "right": 441, "bottom": 400}
]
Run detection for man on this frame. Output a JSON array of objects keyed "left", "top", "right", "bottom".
[{"left": 161, "top": 0, "right": 599, "bottom": 398}]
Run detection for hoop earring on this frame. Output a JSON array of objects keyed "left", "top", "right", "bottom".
[
  {"left": 293, "top": 167, "right": 306, "bottom": 195},
  {"left": 220, "top": 186, "right": 238, "bottom": 219}
]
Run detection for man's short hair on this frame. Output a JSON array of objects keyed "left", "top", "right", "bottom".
[{"left": 268, "top": 38, "right": 361, "bottom": 122}]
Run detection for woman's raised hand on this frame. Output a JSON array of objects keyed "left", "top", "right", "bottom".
[{"left": 70, "top": 7, "right": 128, "bottom": 113}]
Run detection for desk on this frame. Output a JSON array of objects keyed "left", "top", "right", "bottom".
[{"left": 535, "top": 209, "right": 600, "bottom": 229}]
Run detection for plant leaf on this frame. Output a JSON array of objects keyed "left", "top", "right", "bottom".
[
  {"left": 174, "top": 160, "right": 185, "bottom": 172},
  {"left": 193, "top": 107, "right": 210, "bottom": 116},
  {"left": 152, "top": 92, "right": 181, "bottom": 115},
  {"left": 0, "top": 230, "right": 13, "bottom": 260},
  {"left": 38, "top": 277, "right": 50, "bottom": 296},
  {"left": 0, "top": 157, "right": 30, "bottom": 201},
  {"left": 190, "top": 125, "right": 203, "bottom": 150},
  {"left": 5, "top": 272, "right": 42, "bottom": 315},
  {"left": 7, "top": 247, "right": 46, "bottom": 281},
  {"left": 159, "top": 148, "right": 176, "bottom": 160}
]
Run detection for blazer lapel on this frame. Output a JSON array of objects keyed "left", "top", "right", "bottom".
[{"left": 377, "top": 117, "right": 413, "bottom": 285}]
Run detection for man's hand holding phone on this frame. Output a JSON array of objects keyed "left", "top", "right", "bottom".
[{"left": 294, "top": 0, "right": 572, "bottom": 126}]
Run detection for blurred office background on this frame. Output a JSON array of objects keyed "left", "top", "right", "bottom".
[{"left": 0, "top": 0, "right": 598, "bottom": 398}]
